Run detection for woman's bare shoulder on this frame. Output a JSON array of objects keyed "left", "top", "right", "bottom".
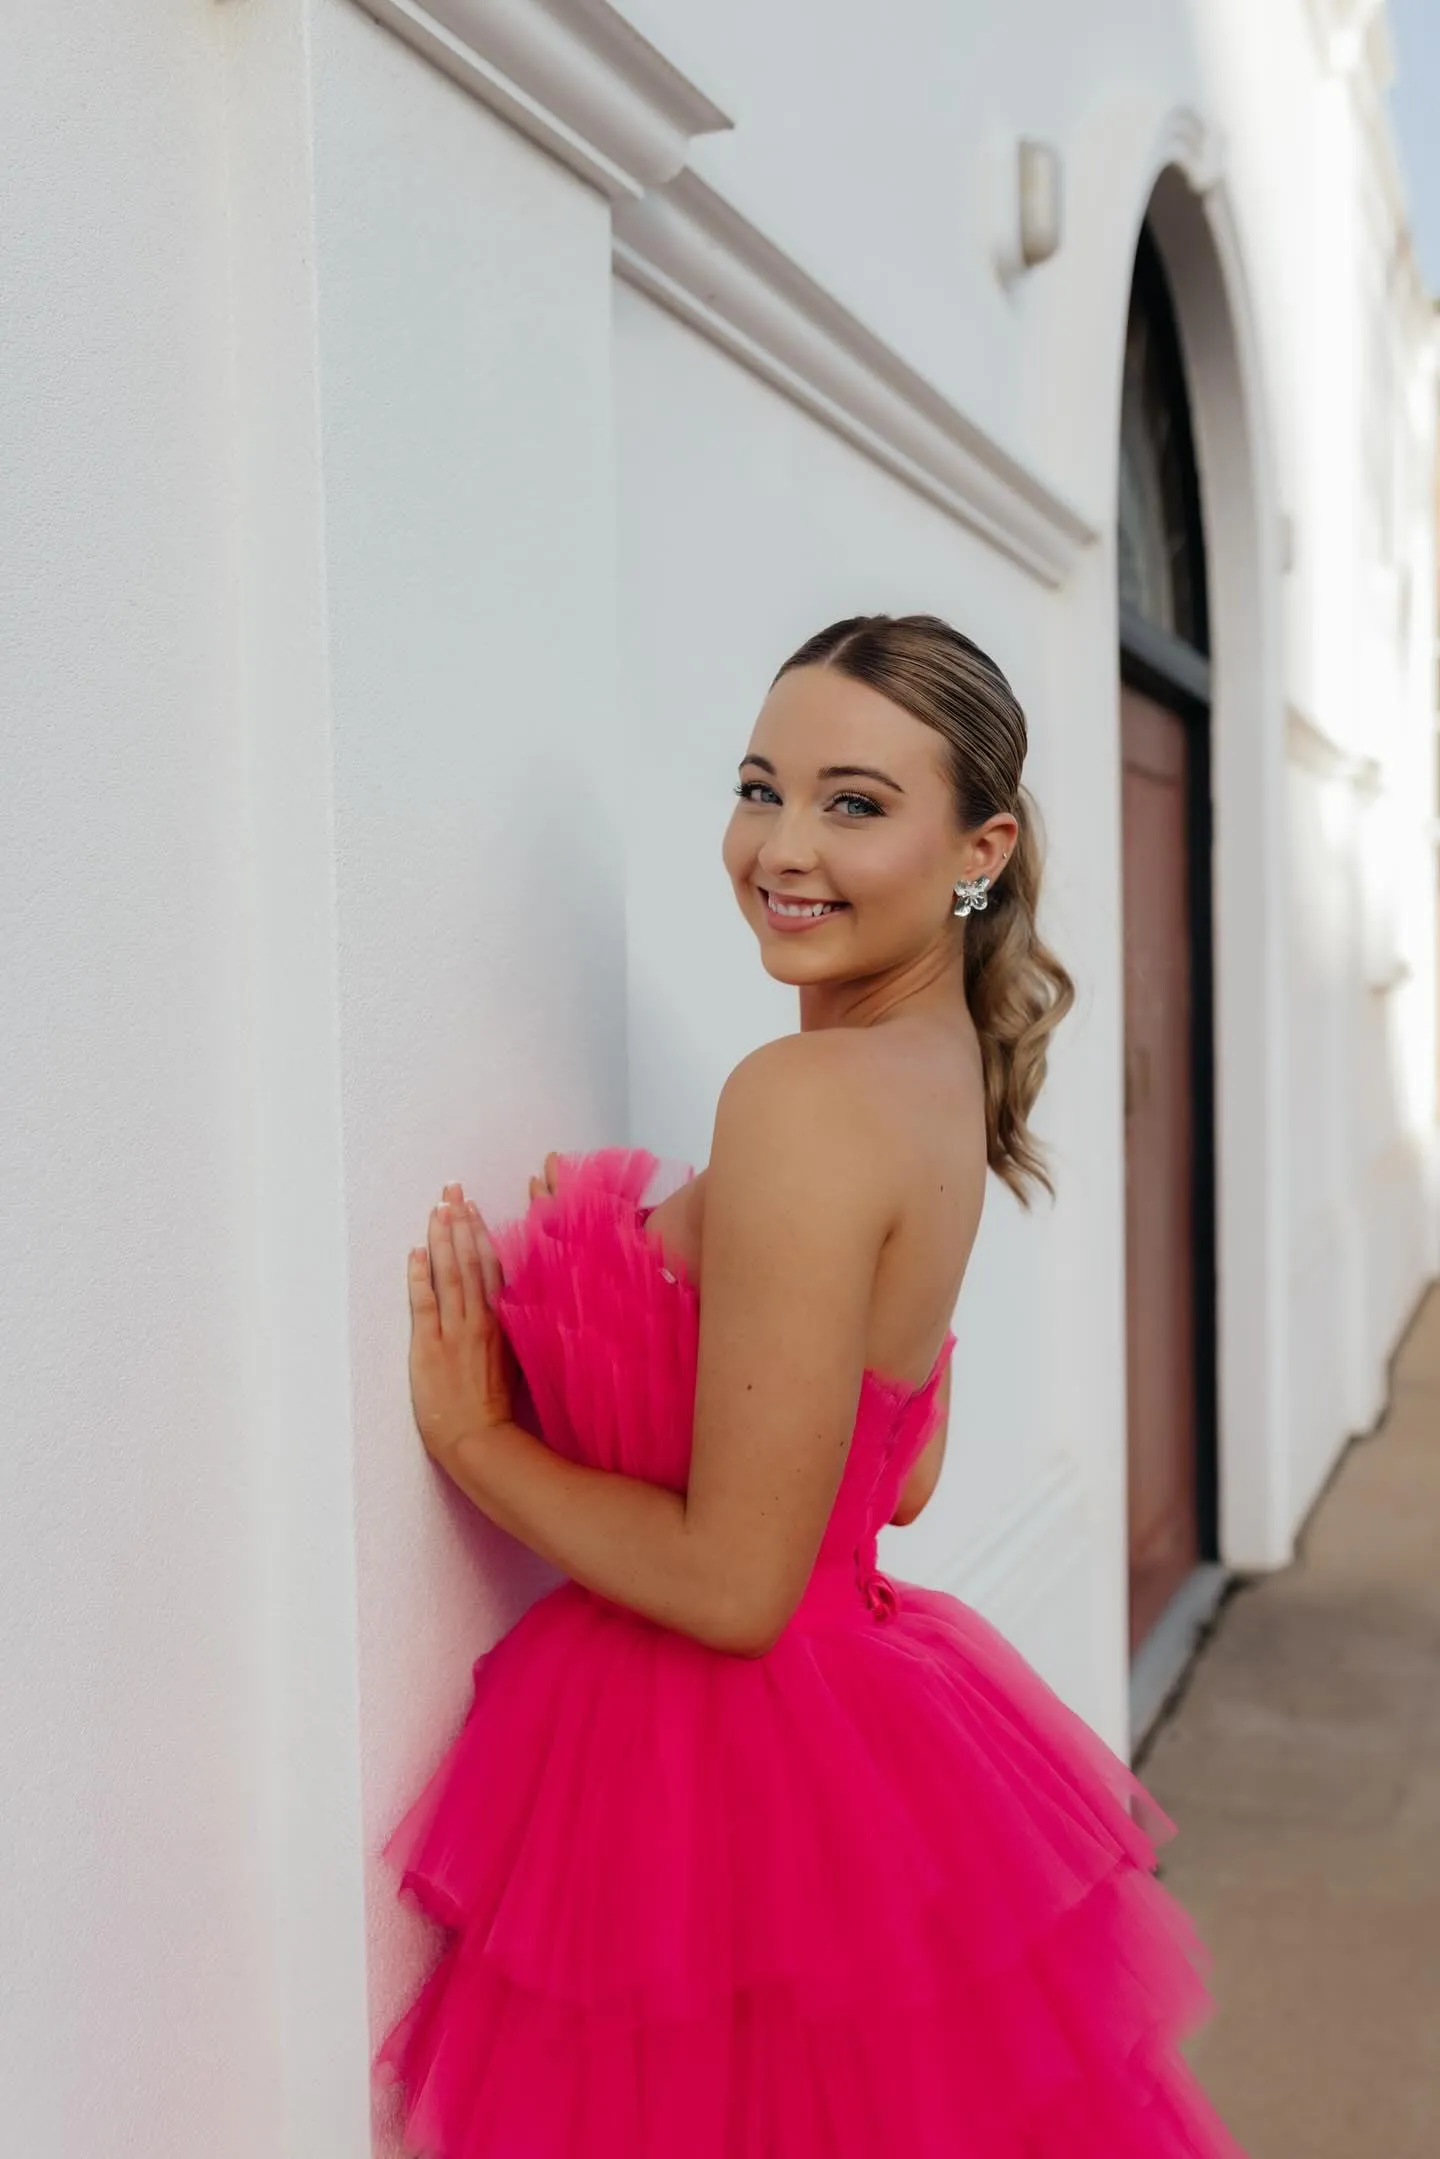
[
  {"left": 719, "top": 1026, "right": 916, "bottom": 1103},
  {"left": 702, "top": 1033, "right": 897, "bottom": 1230},
  {"left": 718, "top": 1024, "right": 975, "bottom": 1136},
  {"left": 714, "top": 1030, "right": 898, "bottom": 1157},
  {"left": 704, "top": 1032, "right": 938, "bottom": 1276}
]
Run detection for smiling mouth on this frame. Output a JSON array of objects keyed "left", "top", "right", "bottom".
[{"left": 758, "top": 887, "right": 848, "bottom": 920}]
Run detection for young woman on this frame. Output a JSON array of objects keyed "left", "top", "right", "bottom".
[{"left": 376, "top": 613, "right": 1247, "bottom": 2157}]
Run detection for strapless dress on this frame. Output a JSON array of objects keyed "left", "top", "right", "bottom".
[{"left": 374, "top": 1145, "right": 1245, "bottom": 2158}]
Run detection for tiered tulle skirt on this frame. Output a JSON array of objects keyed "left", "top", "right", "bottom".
[{"left": 374, "top": 1569, "right": 1246, "bottom": 2157}]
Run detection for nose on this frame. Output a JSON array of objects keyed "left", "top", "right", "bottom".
[{"left": 755, "top": 802, "right": 822, "bottom": 880}]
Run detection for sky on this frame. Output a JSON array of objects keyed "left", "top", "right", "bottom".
[{"left": 1387, "top": 0, "right": 1440, "bottom": 296}]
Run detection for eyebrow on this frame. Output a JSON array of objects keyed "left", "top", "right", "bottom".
[{"left": 739, "top": 754, "right": 906, "bottom": 793}]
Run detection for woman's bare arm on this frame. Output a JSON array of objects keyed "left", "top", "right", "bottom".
[
  {"left": 891, "top": 1362, "right": 950, "bottom": 1526},
  {"left": 412, "top": 1033, "right": 896, "bottom": 1656}
]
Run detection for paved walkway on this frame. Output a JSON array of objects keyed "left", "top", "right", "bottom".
[{"left": 1139, "top": 1285, "right": 1440, "bottom": 2159}]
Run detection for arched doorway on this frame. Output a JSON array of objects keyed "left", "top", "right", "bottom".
[{"left": 1118, "top": 224, "right": 1226, "bottom": 1738}]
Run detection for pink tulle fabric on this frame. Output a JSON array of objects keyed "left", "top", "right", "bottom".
[{"left": 375, "top": 1146, "right": 1245, "bottom": 2157}]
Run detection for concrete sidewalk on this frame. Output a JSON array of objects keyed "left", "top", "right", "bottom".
[{"left": 1139, "top": 1285, "right": 1440, "bottom": 2159}]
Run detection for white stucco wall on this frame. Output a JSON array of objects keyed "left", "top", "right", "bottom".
[
  {"left": 4, "top": 1, "right": 1436, "bottom": 2153},
  {"left": 290, "top": 6, "right": 632, "bottom": 2120},
  {"left": 0, "top": 4, "right": 282, "bottom": 2153}
]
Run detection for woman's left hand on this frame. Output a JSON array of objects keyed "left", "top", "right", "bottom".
[
  {"left": 406, "top": 1182, "right": 517, "bottom": 1463},
  {"left": 528, "top": 1151, "right": 561, "bottom": 1204}
]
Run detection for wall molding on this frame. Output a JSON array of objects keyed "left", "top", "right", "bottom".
[
  {"left": 1301, "top": 0, "right": 1386, "bottom": 78},
  {"left": 349, "top": 0, "right": 733, "bottom": 201},
  {"left": 350, "top": 0, "right": 1097, "bottom": 588},
  {"left": 1286, "top": 703, "right": 1382, "bottom": 791},
  {"left": 1151, "top": 105, "right": 1227, "bottom": 197},
  {"left": 613, "top": 172, "right": 1097, "bottom": 587},
  {"left": 1301, "top": 0, "right": 1422, "bottom": 314}
]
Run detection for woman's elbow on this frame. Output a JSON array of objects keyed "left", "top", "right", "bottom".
[
  {"left": 702, "top": 1605, "right": 788, "bottom": 1659},
  {"left": 687, "top": 1581, "right": 792, "bottom": 1659},
  {"left": 717, "top": 1619, "right": 785, "bottom": 1659}
]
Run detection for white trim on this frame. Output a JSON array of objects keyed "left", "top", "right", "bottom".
[
  {"left": 1142, "top": 140, "right": 1295, "bottom": 1578},
  {"left": 1300, "top": 1, "right": 1425, "bottom": 319},
  {"left": 1286, "top": 703, "right": 1384, "bottom": 790},
  {"left": 348, "top": 0, "right": 732, "bottom": 201},
  {"left": 1367, "top": 3, "right": 1398, "bottom": 89},
  {"left": 1352, "top": 47, "right": 1416, "bottom": 257},
  {"left": 1302, "top": 0, "right": 1386, "bottom": 77},
  {"left": 1128, "top": 1563, "right": 1230, "bottom": 1754},
  {"left": 347, "top": 0, "right": 1097, "bottom": 585},
  {"left": 1150, "top": 105, "right": 1227, "bottom": 196},
  {"left": 613, "top": 172, "right": 1098, "bottom": 588}
]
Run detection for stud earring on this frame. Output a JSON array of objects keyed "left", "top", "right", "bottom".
[{"left": 952, "top": 875, "right": 992, "bottom": 918}]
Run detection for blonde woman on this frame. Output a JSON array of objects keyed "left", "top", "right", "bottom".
[{"left": 376, "top": 614, "right": 1246, "bottom": 2159}]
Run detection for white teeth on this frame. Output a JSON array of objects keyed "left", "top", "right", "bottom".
[{"left": 767, "top": 894, "right": 837, "bottom": 918}]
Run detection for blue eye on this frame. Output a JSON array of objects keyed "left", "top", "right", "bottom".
[{"left": 733, "top": 781, "right": 883, "bottom": 817}]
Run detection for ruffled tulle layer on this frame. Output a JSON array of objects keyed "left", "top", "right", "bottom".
[
  {"left": 379, "top": 1955, "right": 1237, "bottom": 2159},
  {"left": 375, "top": 1578, "right": 1244, "bottom": 2157}
]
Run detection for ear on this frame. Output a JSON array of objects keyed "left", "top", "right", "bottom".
[{"left": 957, "top": 812, "right": 1018, "bottom": 886}]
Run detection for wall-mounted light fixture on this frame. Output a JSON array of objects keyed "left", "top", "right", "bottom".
[
  {"left": 990, "top": 136, "right": 1064, "bottom": 285},
  {"left": 1018, "top": 140, "right": 1063, "bottom": 268}
]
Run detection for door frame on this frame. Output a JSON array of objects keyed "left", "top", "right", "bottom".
[
  {"left": 1142, "top": 150, "right": 1290, "bottom": 1583},
  {"left": 1082, "top": 116, "right": 1289, "bottom": 1753},
  {"left": 1119, "top": 610, "right": 1220, "bottom": 1583},
  {"left": 1117, "top": 220, "right": 1223, "bottom": 1741}
]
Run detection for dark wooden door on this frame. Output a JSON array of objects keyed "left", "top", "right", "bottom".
[{"left": 1121, "top": 685, "right": 1200, "bottom": 1653}]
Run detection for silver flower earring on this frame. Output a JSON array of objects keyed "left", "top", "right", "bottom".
[{"left": 952, "top": 875, "right": 992, "bottom": 918}]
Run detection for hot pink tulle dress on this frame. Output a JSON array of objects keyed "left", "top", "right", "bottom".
[{"left": 374, "top": 1145, "right": 1245, "bottom": 2157}]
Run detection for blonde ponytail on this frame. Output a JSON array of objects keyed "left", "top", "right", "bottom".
[{"left": 960, "top": 785, "right": 1073, "bottom": 1201}]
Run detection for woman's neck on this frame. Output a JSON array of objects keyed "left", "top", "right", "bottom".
[{"left": 797, "top": 939, "right": 968, "bottom": 1033}]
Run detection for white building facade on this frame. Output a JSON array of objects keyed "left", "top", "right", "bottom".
[{"left": 3, "top": 0, "right": 1436, "bottom": 2151}]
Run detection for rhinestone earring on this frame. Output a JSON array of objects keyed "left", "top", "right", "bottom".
[{"left": 952, "top": 875, "right": 992, "bottom": 918}]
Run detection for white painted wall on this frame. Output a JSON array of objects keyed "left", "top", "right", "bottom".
[
  {"left": 291, "top": 8, "right": 631, "bottom": 2129},
  {"left": 4, "top": 0, "right": 1436, "bottom": 2152},
  {"left": 0, "top": 4, "right": 282, "bottom": 2154}
]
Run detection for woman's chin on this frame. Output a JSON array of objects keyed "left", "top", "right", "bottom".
[{"left": 755, "top": 939, "right": 841, "bottom": 986}]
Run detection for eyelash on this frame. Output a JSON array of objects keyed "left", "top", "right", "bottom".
[{"left": 733, "top": 781, "right": 883, "bottom": 819}]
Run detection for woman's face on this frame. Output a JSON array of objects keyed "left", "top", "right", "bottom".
[{"left": 722, "top": 663, "right": 1006, "bottom": 988}]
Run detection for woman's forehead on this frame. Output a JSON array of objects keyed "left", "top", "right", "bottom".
[{"left": 749, "top": 667, "right": 948, "bottom": 774}]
